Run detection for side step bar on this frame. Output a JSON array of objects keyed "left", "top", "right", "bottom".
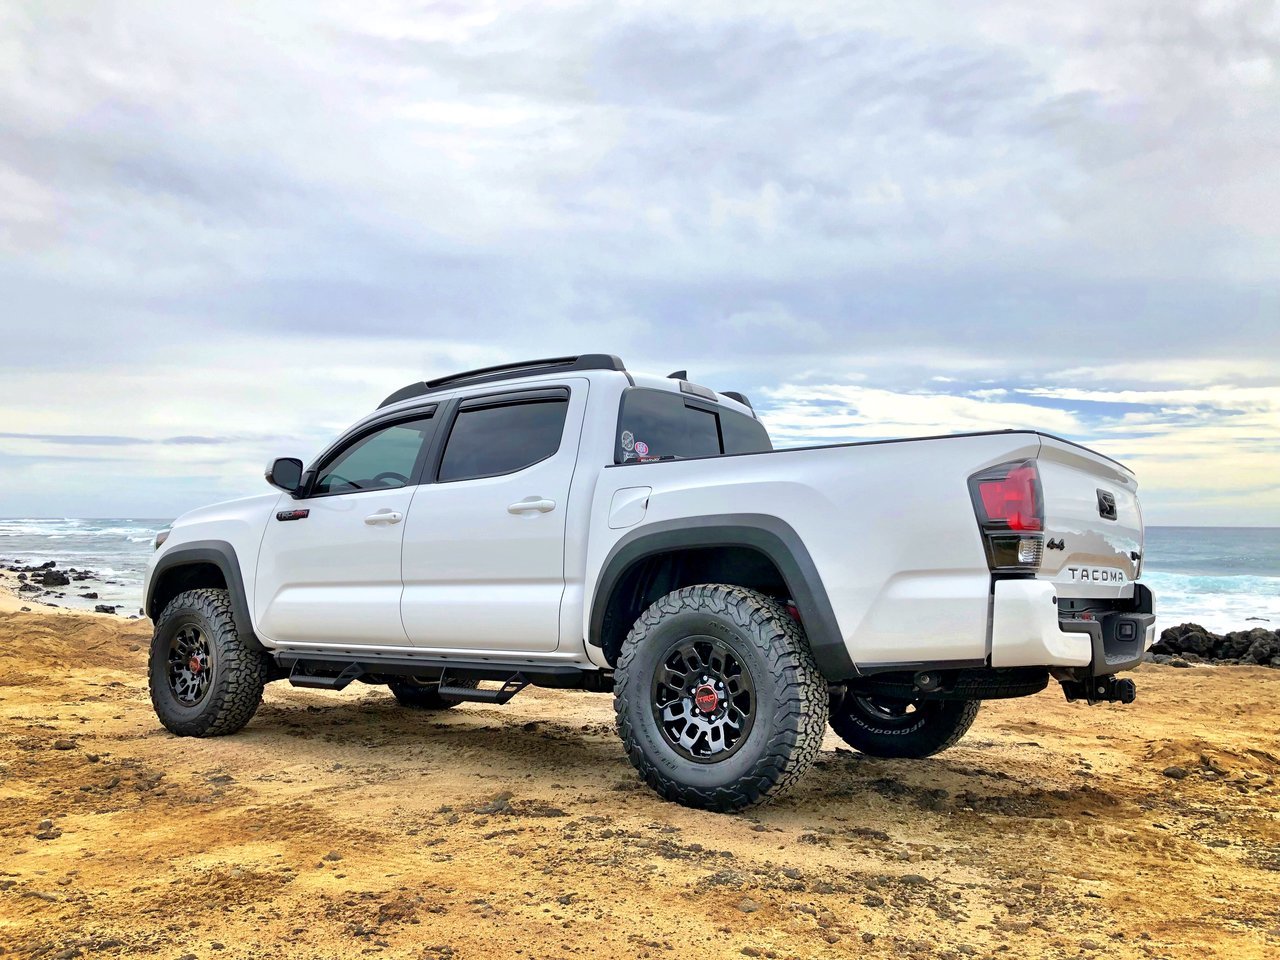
[
  {"left": 438, "top": 669, "right": 529, "bottom": 705},
  {"left": 276, "top": 653, "right": 613, "bottom": 700},
  {"left": 288, "top": 661, "right": 363, "bottom": 691}
]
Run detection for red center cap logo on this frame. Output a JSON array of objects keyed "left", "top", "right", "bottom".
[
  {"left": 188, "top": 656, "right": 202, "bottom": 674},
  {"left": 693, "top": 684, "right": 719, "bottom": 714}
]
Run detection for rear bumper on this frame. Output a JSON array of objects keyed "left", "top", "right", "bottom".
[{"left": 991, "top": 579, "right": 1156, "bottom": 675}]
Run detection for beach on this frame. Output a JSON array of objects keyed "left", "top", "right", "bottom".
[{"left": 2, "top": 601, "right": 1279, "bottom": 959}]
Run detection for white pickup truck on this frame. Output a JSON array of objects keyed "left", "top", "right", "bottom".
[{"left": 145, "top": 355, "right": 1156, "bottom": 811}]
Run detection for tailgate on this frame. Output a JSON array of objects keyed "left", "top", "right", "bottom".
[{"left": 1036, "top": 436, "right": 1143, "bottom": 599}]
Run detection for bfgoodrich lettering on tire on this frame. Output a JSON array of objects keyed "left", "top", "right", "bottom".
[
  {"left": 613, "top": 584, "right": 828, "bottom": 812},
  {"left": 148, "top": 588, "right": 266, "bottom": 737},
  {"left": 828, "top": 694, "right": 980, "bottom": 759}
]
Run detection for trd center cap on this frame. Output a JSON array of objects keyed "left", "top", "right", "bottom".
[
  {"left": 693, "top": 684, "right": 720, "bottom": 714},
  {"left": 188, "top": 656, "right": 202, "bottom": 674}
]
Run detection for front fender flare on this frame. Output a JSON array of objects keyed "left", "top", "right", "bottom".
[{"left": 146, "top": 539, "right": 264, "bottom": 652}]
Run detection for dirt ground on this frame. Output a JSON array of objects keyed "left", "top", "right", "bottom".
[{"left": 1, "top": 609, "right": 1279, "bottom": 960}]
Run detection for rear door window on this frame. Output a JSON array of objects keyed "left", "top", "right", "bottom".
[{"left": 438, "top": 394, "right": 569, "bottom": 482}]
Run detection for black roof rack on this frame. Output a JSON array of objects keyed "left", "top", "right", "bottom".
[
  {"left": 722, "top": 391, "right": 754, "bottom": 412},
  {"left": 379, "top": 354, "right": 627, "bottom": 409}
]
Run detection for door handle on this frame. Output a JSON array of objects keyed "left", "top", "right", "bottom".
[
  {"left": 364, "top": 510, "right": 403, "bottom": 525},
  {"left": 507, "top": 497, "right": 556, "bottom": 515}
]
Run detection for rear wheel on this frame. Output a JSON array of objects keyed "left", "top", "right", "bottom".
[
  {"left": 388, "top": 676, "right": 478, "bottom": 710},
  {"left": 829, "top": 694, "right": 979, "bottom": 758},
  {"left": 148, "top": 588, "right": 266, "bottom": 737},
  {"left": 614, "top": 584, "right": 828, "bottom": 812}
]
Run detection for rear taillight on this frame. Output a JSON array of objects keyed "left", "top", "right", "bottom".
[{"left": 969, "top": 460, "right": 1045, "bottom": 572}]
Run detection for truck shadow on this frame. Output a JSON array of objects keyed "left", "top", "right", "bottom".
[{"left": 241, "top": 689, "right": 1129, "bottom": 825}]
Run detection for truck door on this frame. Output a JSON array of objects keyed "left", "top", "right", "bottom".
[
  {"left": 254, "top": 412, "right": 438, "bottom": 647},
  {"left": 400, "top": 383, "right": 587, "bottom": 653}
]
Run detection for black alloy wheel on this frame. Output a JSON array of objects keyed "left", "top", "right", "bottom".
[
  {"left": 168, "top": 623, "right": 213, "bottom": 706},
  {"left": 651, "top": 635, "right": 756, "bottom": 762}
]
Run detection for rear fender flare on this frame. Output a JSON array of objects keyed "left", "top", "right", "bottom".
[{"left": 589, "top": 514, "right": 856, "bottom": 680}]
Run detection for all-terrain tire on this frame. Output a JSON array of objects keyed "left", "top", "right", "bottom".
[
  {"left": 148, "top": 588, "right": 267, "bottom": 737},
  {"left": 388, "top": 677, "right": 479, "bottom": 710},
  {"left": 614, "top": 584, "right": 828, "bottom": 813},
  {"left": 829, "top": 695, "right": 980, "bottom": 759}
]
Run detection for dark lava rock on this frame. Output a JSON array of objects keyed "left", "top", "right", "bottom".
[
  {"left": 39, "top": 570, "right": 71, "bottom": 587},
  {"left": 1152, "top": 622, "right": 1280, "bottom": 668},
  {"left": 80, "top": 592, "right": 99, "bottom": 600},
  {"left": 1163, "top": 766, "right": 1189, "bottom": 780},
  {"left": 94, "top": 604, "right": 117, "bottom": 615},
  {"left": 52, "top": 739, "right": 76, "bottom": 750}
]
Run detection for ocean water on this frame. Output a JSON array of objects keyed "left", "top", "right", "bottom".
[
  {"left": 1141, "top": 527, "right": 1280, "bottom": 634},
  {"left": 0, "top": 518, "right": 165, "bottom": 614},
  {"left": 1, "top": 519, "right": 1277, "bottom": 633}
]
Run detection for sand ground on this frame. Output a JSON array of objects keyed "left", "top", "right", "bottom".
[{"left": 1, "top": 608, "right": 1278, "bottom": 960}]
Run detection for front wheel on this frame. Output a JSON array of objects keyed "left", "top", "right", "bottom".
[
  {"left": 829, "top": 694, "right": 979, "bottom": 758},
  {"left": 614, "top": 584, "right": 828, "bottom": 813},
  {"left": 148, "top": 588, "right": 266, "bottom": 737}
]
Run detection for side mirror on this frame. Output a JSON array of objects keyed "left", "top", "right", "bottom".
[{"left": 265, "top": 457, "right": 304, "bottom": 494}]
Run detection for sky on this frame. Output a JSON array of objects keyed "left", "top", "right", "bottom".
[{"left": 0, "top": 1, "right": 1277, "bottom": 524}]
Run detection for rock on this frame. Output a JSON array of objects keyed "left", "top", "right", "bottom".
[
  {"left": 322, "top": 851, "right": 343, "bottom": 862},
  {"left": 39, "top": 570, "right": 71, "bottom": 587},
  {"left": 899, "top": 874, "right": 929, "bottom": 886},
  {"left": 80, "top": 592, "right": 99, "bottom": 600},
  {"left": 94, "top": 604, "right": 117, "bottom": 614},
  {"left": 735, "top": 896, "right": 760, "bottom": 913},
  {"left": 475, "top": 790, "right": 514, "bottom": 814},
  {"left": 20, "top": 606, "right": 30, "bottom": 611},
  {"left": 52, "top": 739, "right": 76, "bottom": 750},
  {"left": 1163, "top": 766, "right": 1189, "bottom": 780},
  {"left": 1153, "top": 623, "right": 1280, "bottom": 668}
]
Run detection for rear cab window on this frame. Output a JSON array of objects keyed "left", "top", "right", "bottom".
[{"left": 615, "top": 388, "right": 771, "bottom": 464}]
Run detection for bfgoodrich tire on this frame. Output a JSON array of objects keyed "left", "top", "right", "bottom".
[
  {"left": 829, "top": 694, "right": 979, "bottom": 759},
  {"left": 614, "top": 584, "right": 828, "bottom": 813},
  {"left": 387, "top": 677, "right": 479, "bottom": 710},
  {"left": 148, "top": 588, "right": 266, "bottom": 737}
]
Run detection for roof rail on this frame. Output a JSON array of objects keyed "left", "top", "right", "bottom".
[
  {"left": 722, "top": 391, "right": 754, "bottom": 412},
  {"left": 379, "top": 354, "right": 627, "bottom": 409}
]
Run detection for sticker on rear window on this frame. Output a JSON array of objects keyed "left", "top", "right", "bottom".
[
  {"left": 634, "top": 440, "right": 649, "bottom": 457},
  {"left": 621, "top": 430, "right": 635, "bottom": 452}
]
